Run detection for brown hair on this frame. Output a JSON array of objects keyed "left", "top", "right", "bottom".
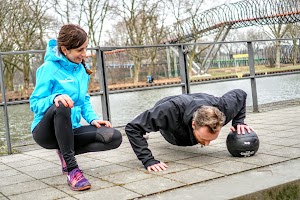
[
  {"left": 192, "top": 106, "right": 225, "bottom": 133},
  {"left": 57, "top": 24, "right": 92, "bottom": 75}
]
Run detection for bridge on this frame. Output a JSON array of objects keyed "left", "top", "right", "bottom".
[
  {"left": 163, "top": 0, "right": 300, "bottom": 74},
  {"left": 104, "top": 0, "right": 300, "bottom": 75},
  {"left": 165, "top": 0, "right": 300, "bottom": 43}
]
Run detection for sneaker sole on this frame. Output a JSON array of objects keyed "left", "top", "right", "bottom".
[{"left": 68, "top": 182, "right": 91, "bottom": 191}]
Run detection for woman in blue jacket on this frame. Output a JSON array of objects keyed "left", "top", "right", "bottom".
[{"left": 30, "top": 24, "right": 122, "bottom": 191}]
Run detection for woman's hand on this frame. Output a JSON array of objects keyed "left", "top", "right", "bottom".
[
  {"left": 54, "top": 94, "right": 74, "bottom": 108},
  {"left": 92, "top": 120, "right": 112, "bottom": 128}
]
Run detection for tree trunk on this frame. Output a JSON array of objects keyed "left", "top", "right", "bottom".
[
  {"left": 133, "top": 60, "right": 140, "bottom": 84},
  {"left": 188, "top": 49, "right": 196, "bottom": 78},
  {"left": 23, "top": 55, "right": 30, "bottom": 91},
  {"left": 275, "top": 41, "right": 281, "bottom": 68},
  {"left": 132, "top": 49, "right": 141, "bottom": 84},
  {"left": 148, "top": 62, "right": 154, "bottom": 76},
  {"left": 4, "top": 70, "right": 14, "bottom": 91},
  {"left": 293, "top": 39, "right": 297, "bottom": 65}
]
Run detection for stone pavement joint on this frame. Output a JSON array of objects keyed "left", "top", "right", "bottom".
[{"left": 1, "top": 105, "right": 300, "bottom": 200}]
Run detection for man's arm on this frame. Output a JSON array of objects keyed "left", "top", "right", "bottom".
[
  {"left": 221, "top": 89, "right": 247, "bottom": 125},
  {"left": 221, "top": 89, "right": 253, "bottom": 134},
  {"left": 231, "top": 90, "right": 247, "bottom": 127},
  {"left": 125, "top": 100, "right": 177, "bottom": 170}
]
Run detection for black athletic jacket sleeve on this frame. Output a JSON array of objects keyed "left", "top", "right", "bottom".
[
  {"left": 125, "top": 100, "right": 180, "bottom": 169},
  {"left": 218, "top": 89, "right": 247, "bottom": 127}
]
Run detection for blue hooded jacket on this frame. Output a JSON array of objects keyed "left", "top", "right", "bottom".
[{"left": 30, "top": 39, "right": 99, "bottom": 132}]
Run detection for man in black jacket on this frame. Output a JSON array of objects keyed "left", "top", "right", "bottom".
[{"left": 125, "top": 89, "right": 253, "bottom": 172}]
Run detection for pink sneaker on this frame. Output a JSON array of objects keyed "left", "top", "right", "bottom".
[
  {"left": 56, "top": 150, "right": 67, "bottom": 174},
  {"left": 67, "top": 168, "right": 91, "bottom": 191}
]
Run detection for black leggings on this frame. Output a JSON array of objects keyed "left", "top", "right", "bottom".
[{"left": 32, "top": 103, "right": 122, "bottom": 171}]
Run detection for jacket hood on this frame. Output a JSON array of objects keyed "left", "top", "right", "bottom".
[{"left": 44, "top": 39, "right": 80, "bottom": 71}]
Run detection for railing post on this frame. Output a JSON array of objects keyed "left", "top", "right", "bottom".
[
  {"left": 95, "top": 47, "right": 111, "bottom": 121},
  {"left": 178, "top": 45, "right": 190, "bottom": 94},
  {"left": 0, "top": 54, "right": 12, "bottom": 154},
  {"left": 247, "top": 42, "right": 259, "bottom": 113},
  {"left": 166, "top": 46, "right": 172, "bottom": 78}
]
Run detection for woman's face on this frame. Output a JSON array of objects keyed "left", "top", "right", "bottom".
[{"left": 63, "top": 38, "right": 88, "bottom": 64}]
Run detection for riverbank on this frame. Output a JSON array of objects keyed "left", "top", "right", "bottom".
[
  {"left": 3, "top": 65, "right": 300, "bottom": 102},
  {"left": 93, "top": 64, "right": 300, "bottom": 92}
]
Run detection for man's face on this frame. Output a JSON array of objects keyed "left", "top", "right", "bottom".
[{"left": 192, "top": 123, "right": 221, "bottom": 146}]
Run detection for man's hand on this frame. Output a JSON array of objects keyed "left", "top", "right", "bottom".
[
  {"left": 147, "top": 162, "right": 168, "bottom": 172},
  {"left": 230, "top": 124, "right": 254, "bottom": 134},
  {"left": 92, "top": 120, "right": 112, "bottom": 128},
  {"left": 54, "top": 94, "right": 74, "bottom": 108}
]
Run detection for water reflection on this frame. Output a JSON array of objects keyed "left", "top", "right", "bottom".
[
  {"left": 0, "top": 104, "right": 33, "bottom": 147},
  {"left": 1, "top": 73, "right": 300, "bottom": 146}
]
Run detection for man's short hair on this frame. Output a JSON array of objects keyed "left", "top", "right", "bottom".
[{"left": 192, "top": 106, "right": 225, "bottom": 133}]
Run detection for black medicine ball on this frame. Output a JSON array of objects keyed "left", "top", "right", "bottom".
[{"left": 226, "top": 130, "right": 259, "bottom": 157}]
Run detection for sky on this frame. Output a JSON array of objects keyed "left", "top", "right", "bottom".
[
  {"left": 47, "top": 0, "right": 249, "bottom": 44},
  {"left": 205, "top": 0, "right": 242, "bottom": 9},
  {"left": 156, "top": 0, "right": 245, "bottom": 27}
]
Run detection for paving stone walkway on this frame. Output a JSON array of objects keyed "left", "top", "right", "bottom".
[{"left": 1, "top": 105, "right": 300, "bottom": 200}]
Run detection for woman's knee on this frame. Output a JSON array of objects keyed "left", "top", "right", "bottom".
[
  {"left": 95, "top": 128, "right": 122, "bottom": 148},
  {"left": 55, "top": 102, "right": 71, "bottom": 116},
  {"left": 112, "top": 129, "right": 122, "bottom": 148}
]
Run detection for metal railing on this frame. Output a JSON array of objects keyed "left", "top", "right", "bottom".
[{"left": 1, "top": 38, "right": 300, "bottom": 154}]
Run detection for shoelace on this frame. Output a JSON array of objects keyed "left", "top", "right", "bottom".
[{"left": 72, "top": 170, "right": 84, "bottom": 182}]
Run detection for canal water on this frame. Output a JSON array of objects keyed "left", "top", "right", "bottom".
[{"left": 1, "top": 73, "right": 300, "bottom": 146}]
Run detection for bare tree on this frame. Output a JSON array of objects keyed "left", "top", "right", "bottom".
[
  {"left": 82, "top": 0, "right": 111, "bottom": 47},
  {"left": 144, "top": 5, "right": 168, "bottom": 77},
  {"left": 114, "top": 0, "right": 167, "bottom": 84},
  {"left": 222, "top": 28, "right": 268, "bottom": 59},
  {"left": 166, "top": 0, "right": 205, "bottom": 77},
  {"left": 266, "top": 23, "right": 291, "bottom": 68},
  {"left": 286, "top": 23, "right": 300, "bottom": 65},
  {"left": 18, "top": 0, "right": 52, "bottom": 93},
  {"left": 51, "top": 0, "right": 79, "bottom": 24},
  {"left": 0, "top": 0, "right": 53, "bottom": 93},
  {"left": 104, "top": 21, "right": 128, "bottom": 46},
  {"left": 50, "top": 0, "right": 111, "bottom": 46}
]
